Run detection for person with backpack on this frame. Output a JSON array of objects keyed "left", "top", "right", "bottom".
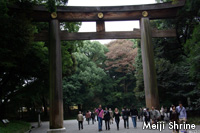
[
  {"left": 130, "top": 105, "right": 138, "bottom": 128},
  {"left": 113, "top": 108, "right": 121, "bottom": 130},
  {"left": 104, "top": 107, "right": 110, "bottom": 130},
  {"left": 77, "top": 111, "right": 84, "bottom": 130},
  {"left": 122, "top": 106, "right": 130, "bottom": 129},
  {"left": 95, "top": 105, "right": 104, "bottom": 132}
]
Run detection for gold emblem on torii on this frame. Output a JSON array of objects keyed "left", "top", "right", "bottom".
[
  {"left": 142, "top": 11, "right": 148, "bottom": 17},
  {"left": 51, "top": 12, "right": 57, "bottom": 19},
  {"left": 98, "top": 12, "right": 104, "bottom": 19}
]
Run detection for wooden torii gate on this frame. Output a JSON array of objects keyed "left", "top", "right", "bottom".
[{"left": 10, "top": 0, "right": 185, "bottom": 132}]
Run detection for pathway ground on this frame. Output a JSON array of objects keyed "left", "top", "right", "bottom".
[{"left": 30, "top": 119, "right": 200, "bottom": 133}]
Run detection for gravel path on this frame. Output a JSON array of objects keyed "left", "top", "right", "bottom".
[{"left": 30, "top": 119, "right": 200, "bottom": 133}]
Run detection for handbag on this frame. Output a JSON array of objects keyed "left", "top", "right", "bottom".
[{"left": 123, "top": 115, "right": 128, "bottom": 120}]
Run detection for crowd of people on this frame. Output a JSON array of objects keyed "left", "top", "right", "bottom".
[
  {"left": 77, "top": 101, "right": 187, "bottom": 133},
  {"left": 141, "top": 101, "right": 187, "bottom": 133}
]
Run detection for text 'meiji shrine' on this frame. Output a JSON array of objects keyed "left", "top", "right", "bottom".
[{"left": 10, "top": 0, "right": 185, "bottom": 132}]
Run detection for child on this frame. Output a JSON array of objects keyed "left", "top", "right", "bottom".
[{"left": 77, "top": 111, "right": 84, "bottom": 130}]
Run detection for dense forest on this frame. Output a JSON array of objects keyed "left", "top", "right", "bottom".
[{"left": 0, "top": 0, "right": 199, "bottom": 121}]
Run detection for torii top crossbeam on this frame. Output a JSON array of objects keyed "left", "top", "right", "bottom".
[{"left": 10, "top": 0, "right": 185, "bottom": 22}]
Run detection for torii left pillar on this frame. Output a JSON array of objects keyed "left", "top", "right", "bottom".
[
  {"left": 140, "top": 17, "right": 160, "bottom": 110},
  {"left": 48, "top": 19, "right": 66, "bottom": 133}
]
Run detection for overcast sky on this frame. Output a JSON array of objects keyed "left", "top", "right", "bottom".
[{"left": 68, "top": 0, "right": 156, "bottom": 44}]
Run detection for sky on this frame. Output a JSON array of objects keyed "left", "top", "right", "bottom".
[{"left": 68, "top": 0, "right": 156, "bottom": 44}]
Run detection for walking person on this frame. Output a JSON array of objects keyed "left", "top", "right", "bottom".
[
  {"left": 160, "top": 106, "right": 164, "bottom": 121},
  {"left": 94, "top": 108, "right": 97, "bottom": 122},
  {"left": 143, "top": 108, "right": 151, "bottom": 125},
  {"left": 150, "top": 106, "right": 160, "bottom": 124},
  {"left": 176, "top": 101, "right": 187, "bottom": 123},
  {"left": 113, "top": 108, "right": 121, "bottom": 130},
  {"left": 122, "top": 106, "right": 129, "bottom": 129},
  {"left": 170, "top": 105, "right": 179, "bottom": 133},
  {"left": 164, "top": 107, "right": 170, "bottom": 122},
  {"left": 130, "top": 105, "right": 138, "bottom": 128},
  {"left": 104, "top": 107, "right": 110, "bottom": 130},
  {"left": 176, "top": 101, "right": 187, "bottom": 132},
  {"left": 139, "top": 108, "right": 143, "bottom": 122},
  {"left": 77, "top": 111, "right": 84, "bottom": 130},
  {"left": 155, "top": 107, "right": 161, "bottom": 121},
  {"left": 109, "top": 108, "right": 113, "bottom": 124},
  {"left": 95, "top": 105, "right": 104, "bottom": 132},
  {"left": 89, "top": 110, "right": 92, "bottom": 121},
  {"left": 91, "top": 111, "right": 95, "bottom": 124},
  {"left": 86, "top": 111, "right": 91, "bottom": 125}
]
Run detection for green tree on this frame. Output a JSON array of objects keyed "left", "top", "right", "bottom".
[
  {"left": 184, "top": 24, "right": 200, "bottom": 109},
  {"left": 105, "top": 39, "right": 139, "bottom": 108},
  {"left": 0, "top": 0, "right": 82, "bottom": 120},
  {"left": 63, "top": 41, "right": 108, "bottom": 112}
]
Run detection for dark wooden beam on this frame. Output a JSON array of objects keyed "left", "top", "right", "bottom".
[
  {"left": 9, "top": 0, "right": 185, "bottom": 22},
  {"left": 60, "top": 31, "right": 141, "bottom": 41},
  {"left": 57, "top": 8, "right": 179, "bottom": 22},
  {"left": 34, "top": 29, "right": 176, "bottom": 41},
  {"left": 96, "top": 21, "right": 105, "bottom": 32}
]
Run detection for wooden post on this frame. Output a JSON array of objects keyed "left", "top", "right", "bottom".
[
  {"left": 48, "top": 19, "right": 66, "bottom": 132},
  {"left": 140, "top": 18, "right": 160, "bottom": 109},
  {"left": 96, "top": 21, "right": 105, "bottom": 32}
]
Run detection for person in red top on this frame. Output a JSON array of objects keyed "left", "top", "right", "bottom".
[
  {"left": 85, "top": 110, "right": 91, "bottom": 125},
  {"left": 95, "top": 105, "right": 104, "bottom": 131}
]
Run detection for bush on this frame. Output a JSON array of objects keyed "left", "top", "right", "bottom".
[
  {"left": 0, "top": 121, "right": 31, "bottom": 133},
  {"left": 187, "top": 116, "right": 200, "bottom": 125}
]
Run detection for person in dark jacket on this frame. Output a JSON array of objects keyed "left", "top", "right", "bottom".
[
  {"left": 104, "top": 107, "right": 110, "bottom": 130},
  {"left": 143, "top": 108, "right": 151, "bottom": 125},
  {"left": 138, "top": 108, "right": 143, "bottom": 121},
  {"left": 113, "top": 108, "right": 121, "bottom": 130},
  {"left": 91, "top": 111, "right": 95, "bottom": 124},
  {"left": 130, "top": 105, "right": 138, "bottom": 128},
  {"left": 170, "top": 105, "right": 179, "bottom": 133},
  {"left": 122, "top": 106, "right": 130, "bottom": 129}
]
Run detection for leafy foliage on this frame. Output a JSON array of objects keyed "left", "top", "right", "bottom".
[
  {"left": 104, "top": 40, "right": 139, "bottom": 108},
  {"left": 0, "top": 121, "right": 31, "bottom": 133},
  {"left": 63, "top": 41, "right": 108, "bottom": 109},
  {"left": 0, "top": 0, "right": 82, "bottom": 120},
  {"left": 133, "top": 0, "right": 200, "bottom": 109},
  {"left": 105, "top": 40, "right": 137, "bottom": 73},
  {"left": 184, "top": 24, "right": 200, "bottom": 109}
]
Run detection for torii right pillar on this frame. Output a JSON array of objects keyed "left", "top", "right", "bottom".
[{"left": 140, "top": 17, "right": 160, "bottom": 109}]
